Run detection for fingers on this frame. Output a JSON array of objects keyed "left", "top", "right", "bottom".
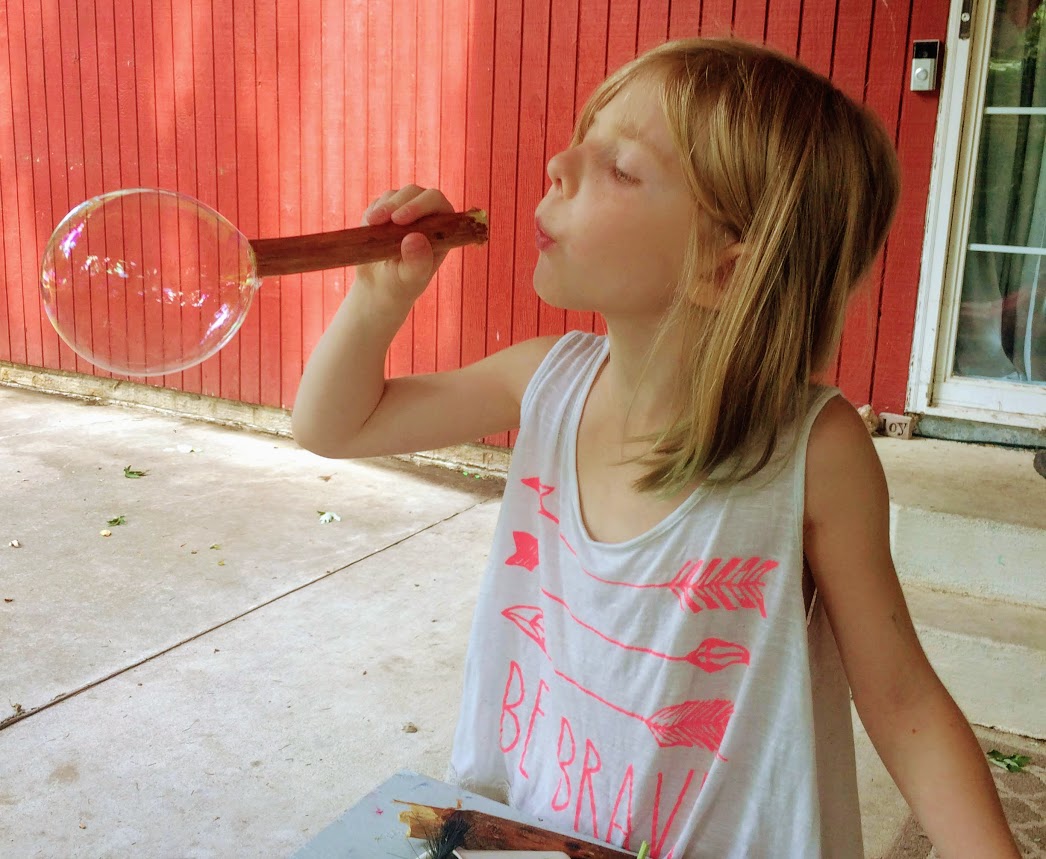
[
  {"left": 396, "top": 231, "right": 435, "bottom": 284},
  {"left": 390, "top": 188, "right": 453, "bottom": 224},
  {"left": 362, "top": 189, "right": 400, "bottom": 225},
  {"left": 362, "top": 185, "right": 453, "bottom": 227}
]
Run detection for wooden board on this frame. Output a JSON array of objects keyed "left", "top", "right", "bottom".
[{"left": 291, "top": 769, "right": 633, "bottom": 859}]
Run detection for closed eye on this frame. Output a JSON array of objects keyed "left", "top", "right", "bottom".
[{"left": 611, "top": 164, "right": 639, "bottom": 184}]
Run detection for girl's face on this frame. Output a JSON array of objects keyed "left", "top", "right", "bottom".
[{"left": 533, "top": 74, "right": 696, "bottom": 323}]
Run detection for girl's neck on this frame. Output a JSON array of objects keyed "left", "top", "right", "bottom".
[{"left": 598, "top": 316, "right": 688, "bottom": 439}]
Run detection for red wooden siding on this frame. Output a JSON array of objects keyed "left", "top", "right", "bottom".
[{"left": 1, "top": 0, "right": 948, "bottom": 427}]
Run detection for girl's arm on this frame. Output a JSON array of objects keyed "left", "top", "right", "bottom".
[
  {"left": 803, "top": 397, "right": 1020, "bottom": 859},
  {"left": 292, "top": 186, "right": 557, "bottom": 459}
]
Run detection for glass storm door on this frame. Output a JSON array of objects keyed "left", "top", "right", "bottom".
[{"left": 917, "top": 0, "right": 1046, "bottom": 428}]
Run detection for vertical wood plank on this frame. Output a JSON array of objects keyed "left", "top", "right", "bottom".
[
  {"left": 343, "top": 0, "right": 369, "bottom": 333},
  {"left": 797, "top": 0, "right": 838, "bottom": 75},
  {"left": 95, "top": 0, "right": 125, "bottom": 375},
  {"left": 171, "top": 0, "right": 202, "bottom": 391},
  {"left": 277, "top": 0, "right": 302, "bottom": 408},
  {"left": 668, "top": 0, "right": 701, "bottom": 39},
  {"left": 835, "top": 0, "right": 912, "bottom": 406},
  {"left": 0, "top": 3, "right": 21, "bottom": 364},
  {"left": 366, "top": 0, "right": 393, "bottom": 380},
  {"left": 510, "top": 0, "right": 550, "bottom": 351},
  {"left": 460, "top": 0, "right": 494, "bottom": 371},
  {"left": 413, "top": 0, "right": 442, "bottom": 376},
  {"left": 765, "top": 0, "right": 803, "bottom": 55},
  {"left": 213, "top": 0, "right": 241, "bottom": 401},
  {"left": 701, "top": 0, "right": 735, "bottom": 38},
  {"left": 733, "top": 0, "right": 769, "bottom": 42},
  {"left": 299, "top": 0, "right": 325, "bottom": 398},
  {"left": 23, "top": 0, "right": 57, "bottom": 368},
  {"left": 78, "top": 0, "right": 111, "bottom": 377},
  {"left": 115, "top": 0, "right": 146, "bottom": 378},
  {"left": 40, "top": 0, "right": 74, "bottom": 369},
  {"left": 539, "top": 0, "right": 581, "bottom": 339},
  {"left": 319, "top": 0, "right": 346, "bottom": 357},
  {"left": 607, "top": 0, "right": 639, "bottom": 71},
  {"left": 570, "top": 0, "right": 609, "bottom": 335},
  {"left": 255, "top": 0, "right": 282, "bottom": 407},
  {"left": 485, "top": 0, "right": 524, "bottom": 447},
  {"left": 830, "top": 0, "right": 876, "bottom": 400},
  {"left": 155, "top": 0, "right": 186, "bottom": 388},
  {"left": 190, "top": 0, "right": 221, "bottom": 397},
  {"left": 387, "top": 0, "right": 418, "bottom": 380},
  {"left": 637, "top": 0, "right": 670, "bottom": 54},
  {"left": 830, "top": 0, "right": 873, "bottom": 102},
  {"left": 145, "top": 0, "right": 173, "bottom": 382},
  {"left": 436, "top": 0, "right": 468, "bottom": 372},
  {"left": 9, "top": 0, "right": 43, "bottom": 369},
  {"left": 233, "top": 0, "right": 261, "bottom": 404},
  {"left": 872, "top": 0, "right": 948, "bottom": 411}
]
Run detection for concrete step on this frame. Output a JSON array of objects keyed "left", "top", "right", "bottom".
[
  {"left": 875, "top": 435, "right": 1046, "bottom": 609},
  {"left": 903, "top": 583, "right": 1046, "bottom": 739},
  {"left": 872, "top": 436, "right": 1045, "bottom": 738}
]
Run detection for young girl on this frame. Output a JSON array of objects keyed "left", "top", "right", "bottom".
[{"left": 292, "top": 38, "right": 1019, "bottom": 858}]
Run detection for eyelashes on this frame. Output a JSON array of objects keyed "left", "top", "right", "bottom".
[{"left": 612, "top": 164, "right": 639, "bottom": 184}]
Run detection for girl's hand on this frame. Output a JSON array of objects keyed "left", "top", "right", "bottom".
[{"left": 356, "top": 185, "right": 454, "bottom": 311}]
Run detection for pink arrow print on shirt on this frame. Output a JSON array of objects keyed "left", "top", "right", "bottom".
[
  {"left": 560, "top": 536, "right": 776, "bottom": 619},
  {"left": 505, "top": 531, "right": 541, "bottom": 572},
  {"left": 502, "top": 605, "right": 733, "bottom": 755},
  {"left": 540, "top": 589, "right": 750, "bottom": 673},
  {"left": 521, "top": 477, "right": 560, "bottom": 523}
]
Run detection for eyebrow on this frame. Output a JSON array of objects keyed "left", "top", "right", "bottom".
[{"left": 608, "top": 118, "right": 675, "bottom": 171}]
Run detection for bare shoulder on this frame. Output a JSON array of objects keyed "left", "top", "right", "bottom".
[
  {"left": 804, "top": 394, "right": 890, "bottom": 528},
  {"left": 489, "top": 333, "right": 562, "bottom": 405}
]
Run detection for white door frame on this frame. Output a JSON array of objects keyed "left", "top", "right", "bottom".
[{"left": 909, "top": 0, "right": 1046, "bottom": 429}]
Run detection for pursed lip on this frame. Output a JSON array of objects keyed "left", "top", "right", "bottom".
[{"left": 535, "top": 217, "right": 556, "bottom": 250}]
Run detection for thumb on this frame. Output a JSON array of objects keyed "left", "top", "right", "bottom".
[{"left": 396, "top": 232, "right": 435, "bottom": 287}]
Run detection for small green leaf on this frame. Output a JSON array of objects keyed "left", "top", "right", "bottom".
[
  {"left": 107, "top": 515, "right": 126, "bottom": 527},
  {"left": 209, "top": 544, "right": 221, "bottom": 550},
  {"left": 317, "top": 511, "right": 341, "bottom": 524},
  {"left": 217, "top": 560, "right": 226, "bottom": 567},
  {"left": 987, "top": 750, "right": 1030, "bottom": 772},
  {"left": 123, "top": 466, "right": 147, "bottom": 479}
]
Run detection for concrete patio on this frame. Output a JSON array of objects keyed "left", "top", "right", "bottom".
[{"left": 1, "top": 381, "right": 1043, "bottom": 857}]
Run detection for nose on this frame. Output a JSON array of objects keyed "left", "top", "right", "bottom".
[{"left": 546, "top": 148, "right": 576, "bottom": 197}]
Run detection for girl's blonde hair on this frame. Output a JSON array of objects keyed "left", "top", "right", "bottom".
[{"left": 572, "top": 38, "right": 901, "bottom": 494}]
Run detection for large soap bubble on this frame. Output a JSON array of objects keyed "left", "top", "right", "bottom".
[{"left": 40, "top": 189, "right": 257, "bottom": 376}]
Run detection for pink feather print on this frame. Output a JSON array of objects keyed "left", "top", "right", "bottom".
[
  {"left": 505, "top": 531, "right": 540, "bottom": 572},
  {"left": 668, "top": 556, "right": 776, "bottom": 617},
  {"left": 686, "top": 638, "right": 750, "bottom": 672},
  {"left": 521, "top": 477, "right": 559, "bottom": 523},
  {"left": 502, "top": 605, "right": 547, "bottom": 653},
  {"left": 646, "top": 699, "right": 733, "bottom": 750}
]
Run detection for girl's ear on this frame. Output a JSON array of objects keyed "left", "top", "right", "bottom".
[
  {"left": 687, "top": 242, "right": 746, "bottom": 309},
  {"left": 714, "top": 242, "right": 746, "bottom": 291}
]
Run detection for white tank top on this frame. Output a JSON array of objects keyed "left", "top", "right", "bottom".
[{"left": 449, "top": 332, "right": 863, "bottom": 858}]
